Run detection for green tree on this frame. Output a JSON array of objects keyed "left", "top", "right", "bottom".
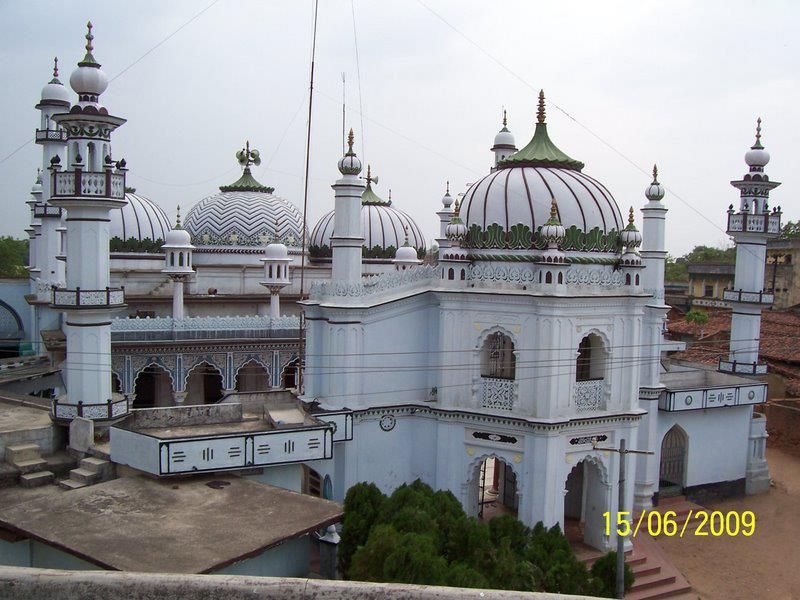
[
  {"left": 381, "top": 532, "right": 448, "bottom": 585},
  {"left": 0, "top": 237, "right": 29, "bottom": 278},
  {"left": 590, "top": 551, "right": 634, "bottom": 598},
  {"left": 338, "top": 482, "right": 386, "bottom": 577},
  {"left": 664, "top": 254, "right": 687, "bottom": 282},
  {"left": 780, "top": 220, "right": 800, "bottom": 239},
  {"left": 682, "top": 245, "right": 735, "bottom": 264},
  {"left": 685, "top": 310, "right": 709, "bottom": 326}
]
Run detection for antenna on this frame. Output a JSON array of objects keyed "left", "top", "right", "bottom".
[{"left": 342, "top": 72, "right": 346, "bottom": 155}]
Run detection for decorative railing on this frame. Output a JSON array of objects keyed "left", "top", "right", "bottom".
[
  {"left": 35, "top": 128, "right": 68, "bottom": 143},
  {"left": 722, "top": 289, "right": 774, "bottom": 304},
  {"left": 480, "top": 377, "right": 515, "bottom": 411},
  {"left": 691, "top": 297, "right": 731, "bottom": 309},
  {"left": 52, "top": 286, "right": 125, "bottom": 308},
  {"left": 110, "top": 315, "right": 301, "bottom": 342},
  {"left": 660, "top": 380, "right": 766, "bottom": 411},
  {"left": 718, "top": 358, "right": 768, "bottom": 375},
  {"left": 33, "top": 204, "right": 61, "bottom": 218},
  {"left": 309, "top": 265, "right": 438, "bottom": 301},
  {"left": 51, "top": 169, "right": 126, "bottom": 200},
  {"left": 52, "top": 396, "right": 129, "bottom": 421},
  {"left": 726, "top": 212, "right": 781, "bottom": 235},
  {"left": 574, "top": 379, "right": 604, "bottom": 412}
]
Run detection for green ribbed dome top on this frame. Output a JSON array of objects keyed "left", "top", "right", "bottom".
[{"left": 498, "top": 90, "right": 584, "bottom": 171}]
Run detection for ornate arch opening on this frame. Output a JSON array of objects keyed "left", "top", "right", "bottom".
[
  {"left": 660, "top": 425, "right": 688, "bottom": 495},
  {"left": 281, "top": 357, "right": 300, "bottom": 390},
  {"left": 235, "top": 359, "right": 270, "bottom": 392},
  {"left": 133, "top": 363, "right": 173, "bottom": 408},
  {"left": 564, "top": 455, "right": 609, "bottom": 550},
  {"left": 185, "top": 361, "right": 224, "bottom": 404},
  {"left": 480, "top": 331, "right": 516, "bottom": 380},
  {"left": 466, "top": 453, "right": 520, "bottom": 520}
]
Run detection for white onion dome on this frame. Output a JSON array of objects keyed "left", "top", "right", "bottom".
[
  {"left": 264, "top": 241, "right": 289, "bottom": 260},
  {"left": 163, "top": 206, "right": 193, "bottom": 248},
  {"left": 644, "top": 164, "right": 665, "bottom": 201},
  {"left": 184, "top": 144, "right": 306, "bottom": 248},
  {"left": 395, "top": 240, "right": 419, "bottom": 262},
  {"left": 619, "top": 207, "right": 643, "bottom": 248},
  {"left": 744, "top": 118, "right": 770, "bottom": 168},
  {"left": 492, "top": 110, "right": 516, "bottom": 150},
  {"left": 39, "top": 58, "right": 70, "bottom": 107},
  {"left": 540, "top": 199, "right": 566, "bottom": 248},
  {"left": 338, "top": 129, "right": 363, "bottom": 176},
  {"left": 441, "top": 181, "right": 454, "bottom": 208},
  {"left": 310, "top": 171, "right": 425, "bottom": 260},
  {"left": 31, "top": 170, "right": 43, "bottom": 196},
  {"left": 109, "top": 190, "right": 171, "bottom": 247},
  {"left": 445, "top": 215, "right": 468, "bottom": 242},
  {"left": 69, "top": 23, "right": 109, "bottom": 101},
  {"left": 460, "top": 91, "right": 623, "bottom": 252}
]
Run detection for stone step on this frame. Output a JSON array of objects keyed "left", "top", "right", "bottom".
[
  {"left": 68, "top": 467, "right": 101, "bottom": 485},
  {"left": 19, "top": 471, "right": 54, "bottom": 488},
  {"left": 626, "top": 579, "right": 693, "bottom": 600},
  {"left": 44, "top": 452, "right": 79, "bottom": 478},
  {"left": 632, "top": 562, "right": 662, "bottom": 578},
  {"left": 656, "top": 494, "right": 686, "bottom": 506},
  {"left": 79, "top": 457, "right": 112, "bottom": 479},
  {"left": 630, "top": 571, "right": 677, "bottom": 593},
  {"left": 11, "top": 458, "right": 48, "bottom": 474},
  {"left": 58, "top": 478, "right": 87, "bottom": 491},
  {"left": 4, "top": 443, "right": 41, "bottom": 464}
]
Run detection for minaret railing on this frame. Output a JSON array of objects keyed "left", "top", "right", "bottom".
[
  {"left": 35, "top": 129, "right": 69, "bottom": 143},
  {"left": 51, "top": 169, "right": 126, "bottom": 200}
]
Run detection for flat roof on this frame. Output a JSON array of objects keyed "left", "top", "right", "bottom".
[
  {"left": 661, "top": 364, "right": 758, "bottom": 391},
  {"left": 0, "top": 475, "right": 341, "bottom": 573}
]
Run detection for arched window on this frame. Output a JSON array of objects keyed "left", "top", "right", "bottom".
[
  {"left": 448, "top": 268, "right": 454, "bottom": 280},
  {"left": 460, "top": 269, "right": 466, "bottom": 280},
  {"left": 576, "top": 334, "right": 605, "bottom": 381},
  {"left": 557, "top": 272, "right": 563, "bottom": 284},
  {"left": 179, "top": 252, "right": 184, "bottom": 266},
  {"left": 170, "top": 252, "right": 175, "bottom": 266},
  {"left": 268, "top": 264, "right": 273, "bottom": 279},
  {"left": 87, "top": 142, "right": 97, "bottom": 171},
  {"left": 635, "top": 274, "right": 640, "bottom": 286},
  {"left": 545, "top": 271, "right": 553, "bottom": 284},
  {"left": 481, "top": 332, "right": 515, "bottom": 380},
  {"left": 625, "top": 274, "right": 631, "bottom": 285}
]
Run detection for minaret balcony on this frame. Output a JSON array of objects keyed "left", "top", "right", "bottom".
[
  {"left": 718, "top": 358, "right": 768, "bottom": 376},
  {"left": 51, "top": 169, "right": 126, "bottom": 200},
  {"left": 33, "top": 204, "right": 62, "bottom": 219},
  {"left": 722, "top": 289, "right": 774, "bottom": 305},
  {"left": 51, "top": 286, "right": 125, "bottom": 309},
  {"left": 726, "top": 212, "right": 781, "bottom": 235},
  {"left": 52, "top": 396, "right": 130, "bottom": 421},
  {"left": 35, "top": 128, "right": 69, "bottom": 143}
]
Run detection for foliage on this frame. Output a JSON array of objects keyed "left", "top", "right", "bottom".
[
  {"left": 664, "top": 253, "right": 687, "bottom": 282},
  {"left": 109, "top": 236, "right": 165, "bottom": 254},
  {"left": 0, "top": 237, "right": 29, "bottom": 278},
  {"left": 685, "top": 310, "right": 709, "bottom": 326},
  {"left": 339, "top": 479, "right": 627, "bottom": 596},
  {"left": 780, "top": 220, "right": 800, "bottom": 239},
  {"left": 590, "top": 552, "right": 634, "bottom": 597},
  {"left": 681, "top": 245, "right": 735, "bottom": 264}
]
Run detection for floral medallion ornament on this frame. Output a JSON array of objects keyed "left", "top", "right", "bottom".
[{"left": 379, "top": 414, "right": 396, "bottom": 432}]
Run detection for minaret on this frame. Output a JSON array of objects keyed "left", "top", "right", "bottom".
[
  {"left": 640, "top": 165, "right": 667, "bottom": 301},
  {"left": 331, "top": 129, "right": 365, "bottom": 282},
  {"left": 491, "top": 109, "right": 517, "bottom": 168},
  {"left": 25, "top": 172, "right": 43, "bottom": 282},
  {"left": 435, "top": 181, "right": 454, "bottom": 262},
  {"left": 260, "top": 219, "right": 292, "bottom": 319},
  {"left": 48, "top": 23, "right": 130, "bottom": 422},
  {"left": 721, "top": 119, "right": 781, "bottom": 375},
  {"left": 161, "top": 206, "right": 194, "bottom": 320}
]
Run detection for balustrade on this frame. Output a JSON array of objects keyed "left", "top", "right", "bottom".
[
  {"left": 574, "top": 379, "right": 604, "bottom": 412},
  {"left": 480, "top": 377, "right": 515, "bottom": 411}
]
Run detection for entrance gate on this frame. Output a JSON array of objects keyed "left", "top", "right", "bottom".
[{"left": 660, "top": 426, "right": 688, "bottom": 491}]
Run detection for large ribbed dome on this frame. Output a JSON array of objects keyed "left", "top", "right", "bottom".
[
  {"left": 461, "top": 92, "right": 623, "bottom": 252},
  {"left": 184, "top": 166, "right": 305, "bottom": 247},
  {"left": 110, "top": 191, "right": 171, "bottom": 244},
  {"left": 310, "top": 180, "right": 425, "bottom": 260}
]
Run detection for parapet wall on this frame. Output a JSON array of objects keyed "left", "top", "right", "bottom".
[{"left": 0, "top": 567, "right": 596, "bottom": 600}]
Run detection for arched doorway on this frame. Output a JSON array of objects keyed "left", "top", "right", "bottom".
[
  {"left": 469, "top": 456, "right": 518, "bottom": 521},
  {"left": 564, "top": 458, "right": 607, "bottom": 550},
  {"left": 185, "top": 362, "right": 223, "bottom": 404},
  {"left": 660, "top": 426, "right": 688, "bottom": 497},
  {"left": 133, "top": 365, "right": 173, "bottom": 408},
  {"left": 302, "top": 465, "right": 323, "bottom": 497},
  {"left": 111, "top": 373, "right": 122, "bottom": 394},
  {"left": 235, "top": 360, "right": 270, "bottom": 392},
  {"left": 281, "top": 358, "right": 300, "bottom": 390}
]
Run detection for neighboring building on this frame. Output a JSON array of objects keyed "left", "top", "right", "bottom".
[
  {"left": 687, "top": 263, "right": 735, "bottom": 309},
  {"left": 765, "top": 236, "right": 800, "bottom": 309}
]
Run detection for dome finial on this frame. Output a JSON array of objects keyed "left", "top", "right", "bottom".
[
  {"left": 537, "top": 89, "right": 546, "bottom": 124},
  {"left": 502, "top": 107, "right": 507, "bottom": 128},
  {"left": 752, "top": 117, "right": 764, "bottom": 150},
  {"left": 53, "top": 57, "right": 59, "bottom": 79},
  {"left": 546, "top": 198, "right": 561, "bottom": 225},
  {"left": 652, "top": 164, "right": 659, "bottom": 183},
  {"left": 79, "top": 21, "right": 98, "bottom": 65},
  {"left": 346, "top": 128, "right": 355, "bottom": 155},
  {"left": 365, "top": 164, "right": 378, "bottom": 187},
  {"left": 446, "top": 180, "right": 450, "bottom": 194},
  {"left": 628, "top": 206, "right": 635, "bottom": 224},
  {"left": 175, "top": 204, "right": 182, "bottom": 229},
  {"left": 236, "top": 140, "right": 261, "bottom": 170}
]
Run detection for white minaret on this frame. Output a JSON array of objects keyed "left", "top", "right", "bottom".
[
  {"left": 161, "top": 206, "right": 194, "bottom": 320},
  {"left": 260, "top": 239, "right": 292, "bottom": 319},
  {"left": 491, "top": 109, "right": 517, "bottom": 168},
  {"left": 435, "top": 182, "right": 454, "bottom": 262},
  {"left": 722, "top": 119, "right": 781, "bottom": 375},
  {"left": 331, "top": 128, "right": 365, "bottom": 283},
  {"left": 48, "top": 23, "right": 130, "bottom": 422},
  {"left": 25, "top": 173, "right": 43, "bottom": 281}
]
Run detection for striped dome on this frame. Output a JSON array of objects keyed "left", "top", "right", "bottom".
[
  {"left": 110, "top": 192, "right": 171, "bottom": 243},
  {"left": 184, "top": 190, "right": 305, "bottom": 247},
  {"left": 310, "top": 188, "right": 425, "bottom": 260},
  {"left": 462, "top": 166, "right": 623, "bottom": 236}
]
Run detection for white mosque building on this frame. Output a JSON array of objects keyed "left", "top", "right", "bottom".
[{"left": 5, "top": 24, "right": 777, "bottom": 555}]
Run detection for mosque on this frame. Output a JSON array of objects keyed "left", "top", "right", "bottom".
[{"left": 3, "top": 23, "right": 777, "bottom": 557}]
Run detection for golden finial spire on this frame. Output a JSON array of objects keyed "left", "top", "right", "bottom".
[
  {"left": 175, "top": 204, "right": 182, "bottom": 229},
  {"left": 346, "top": 128, "right": 355, "bottom": 155},
  {"left": 53, "top": 57, "right": 59, "bottom": 78},
  {"left": 446, "top": 180, "right": 450, "bottom": 194},
  {"left": 537, "top": 89, "right": 546, "bottom": 124},
  {"left": 550, "top": 198, "right": 558, "bottom": 219},
  {"left": 85, "top": 22, "right": 94, "bottom": 54},
  {"left": 752, "top": 117, "right": 763, "bottom": 149},
  {"left": 453, "top": 197, "right": 460, "bottom": 216},
  {"left": 628, "top": 206, "right": 635, "bottom": 224},
  {"left": 502, "top": 107, "right": 507, "bottom": 128},
  {"left": 365, "top": 164, "right": 377, "bottom": 187}
]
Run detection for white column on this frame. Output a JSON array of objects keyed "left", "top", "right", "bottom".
[
  {"left": 270, "top": 291, "right": 280, "bottom": 319},
  {"left": 172, "top": 278, "right": 185, "bottom": 320},
  {"left": 331, "top": 174, "right": 365, "bottom": 283}
]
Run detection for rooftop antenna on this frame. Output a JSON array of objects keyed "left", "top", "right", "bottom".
[
  {"left": 342, "top": 72, "right": 346, "bottom": 155},
  {"left": 298, "top": 0, "right": 320, "bottom": 393}
]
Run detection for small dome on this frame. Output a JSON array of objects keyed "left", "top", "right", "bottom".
[
  {"left": 441, "top": 182, "right": 454, "bottom": 208},
  {"left": 492, "top": 110, "right": 516, "bottom": 150},
  {"left": 264, "top": 241, "right": 289, "bottom": 260},
  {"left": 620, "top": 208, "right": 643, "bottom": 248},
  {"left": 395, "top": 244, "right": 418, "bottom": 262},
  {"left": 70, "top": 24, "right": 109, "bottom": 99},
  {"left": 645, "top": 165, "right": 665, "bottom": 201},
  {"left": 338, "top": 129, "right": 362, "bottom": 175},
  {"left": 110, "top": 191, "right": 171, "bottom": 246},
  {"left": 41, "top": 80, "right": 70, "bottom": 105},
  {"left": 445, "top": 216, "right": 467, "bottom": 242},
  {"left": 164, "top": 227, "right": 192, "bottom": 248},
  {"left": 745, "top": 148, "right": 770, "bottom": 168},
  {"left": 311, "top": 181, "right": 425, "bottom": 260}
]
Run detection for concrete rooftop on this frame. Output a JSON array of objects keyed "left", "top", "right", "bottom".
[{"left": 0, "top": 475, "right": 342, "bottom": 573}]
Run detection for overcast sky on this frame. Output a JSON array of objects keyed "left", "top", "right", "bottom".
[{"left": 1, "top": 0, "right": 797, "bottom": 256}]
